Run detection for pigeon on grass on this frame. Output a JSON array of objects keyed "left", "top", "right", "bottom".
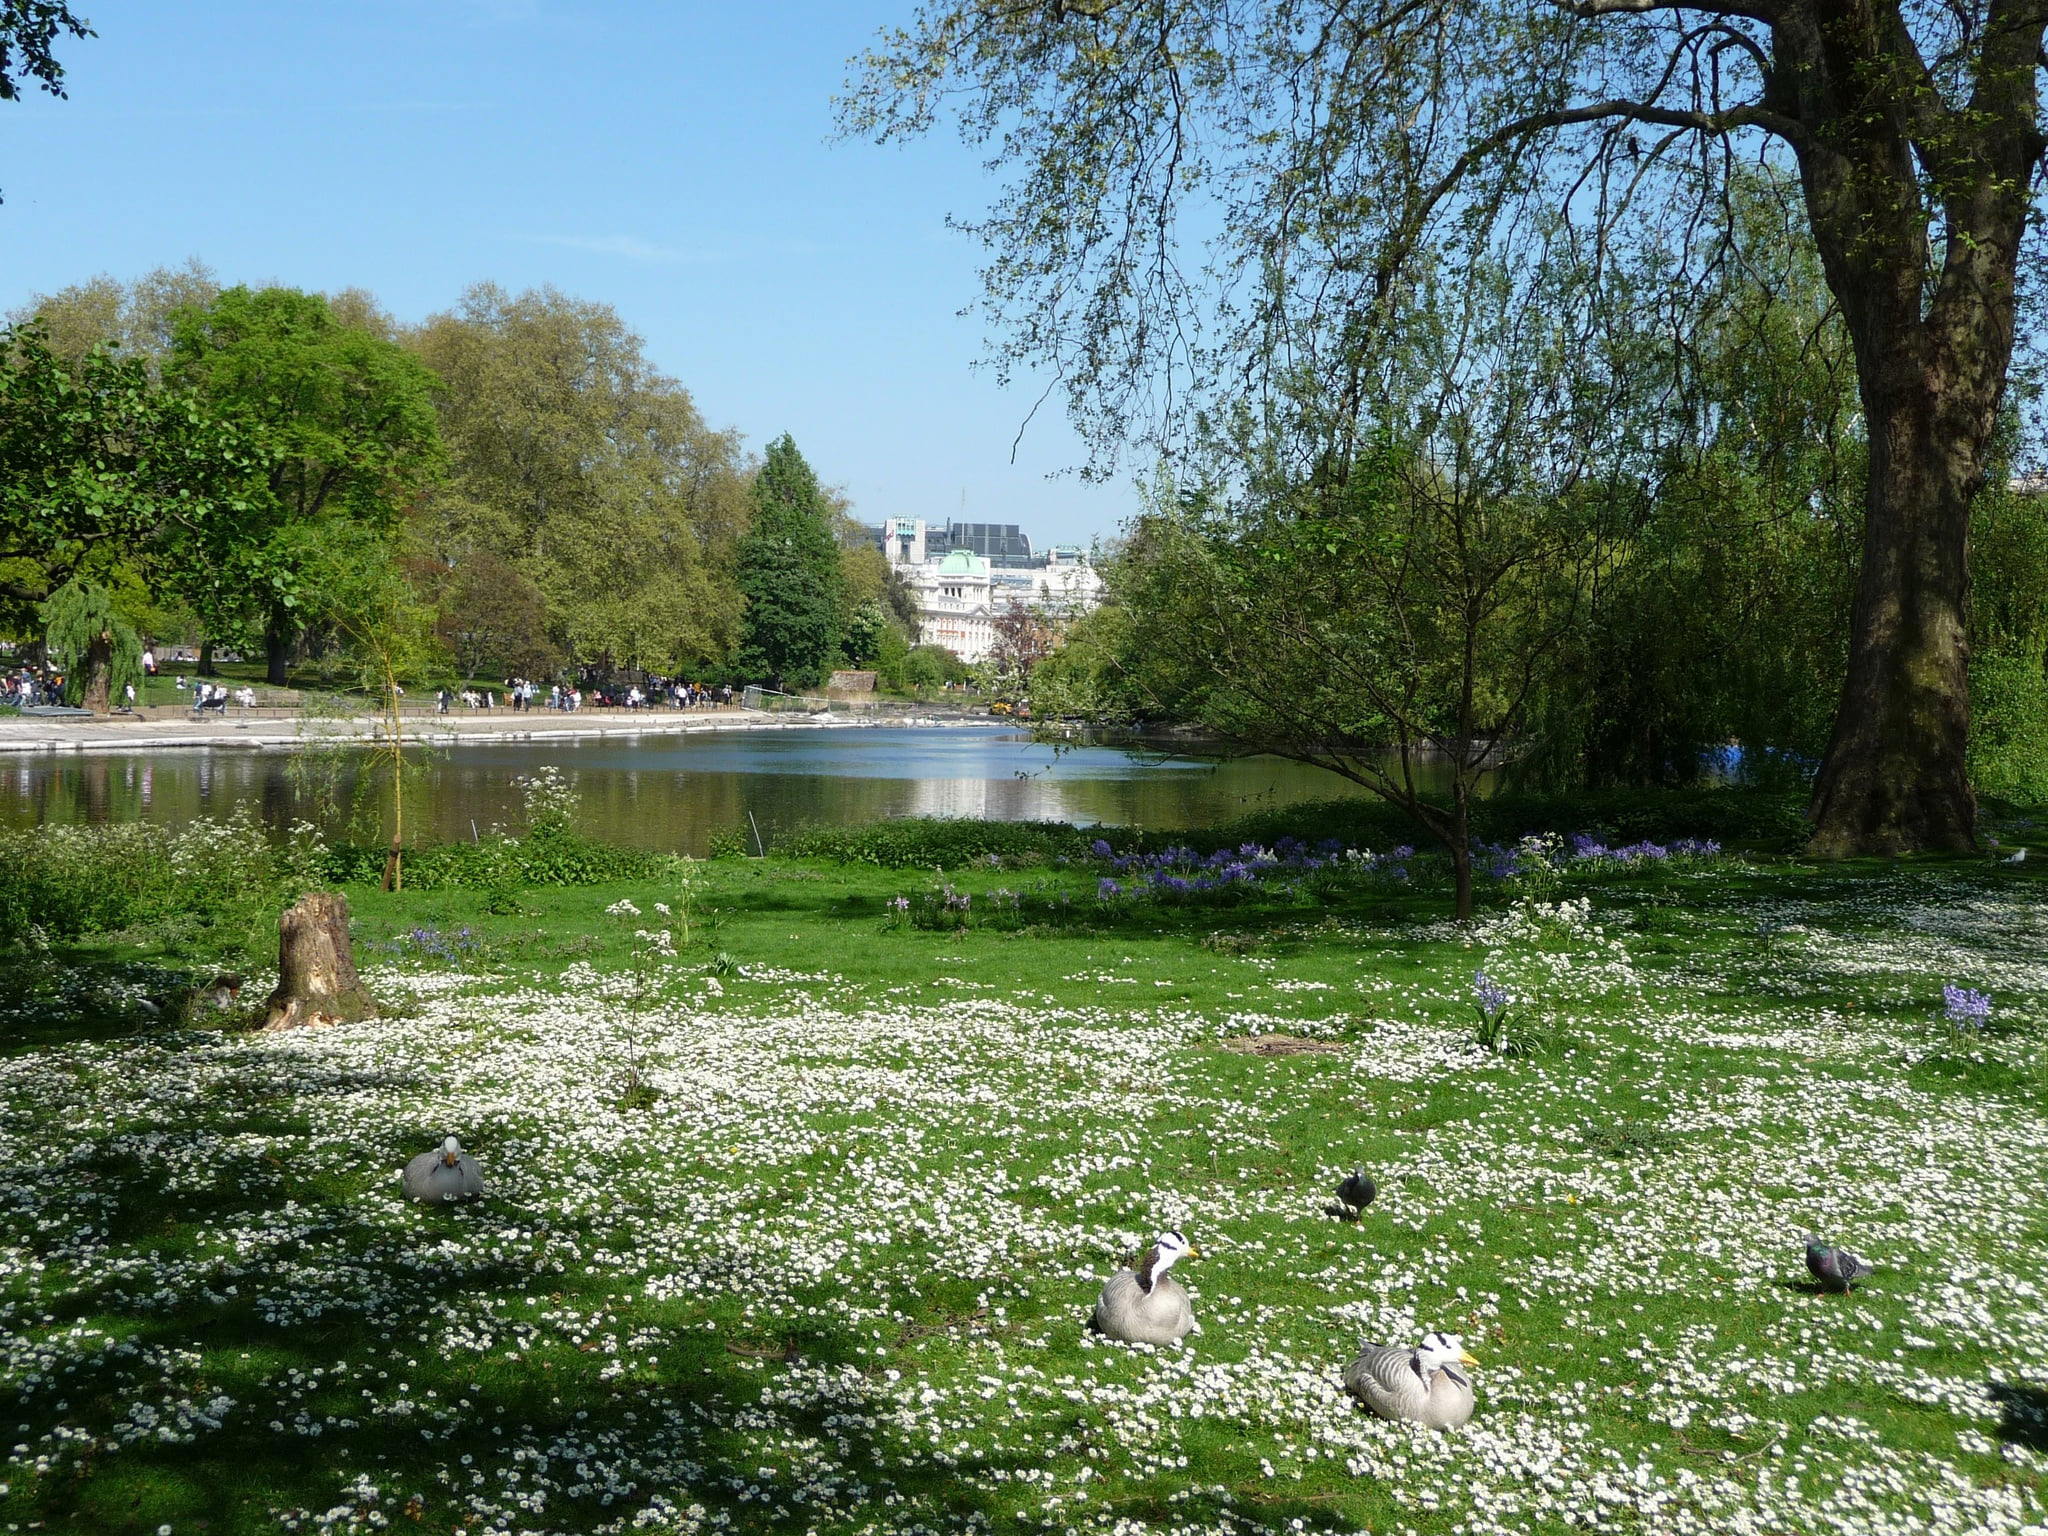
[
  {"left": 1805, "top": 1233, "right": 1874, "bottom": 1293},
  {"left": 1327, "top": 1166, "right": 1378, "bottom": 1221}
]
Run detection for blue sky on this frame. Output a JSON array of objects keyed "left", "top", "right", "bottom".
[{"left": 0, "top": 1, "right": 1134, "bottom": 548}]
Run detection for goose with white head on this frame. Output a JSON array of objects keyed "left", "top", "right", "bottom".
[
  {"left": 1090, "top": 1230, "right": 1200, "bottom": 1344},
  {"left": 1344, "top": 1331, "right": 1478, "bottom": 1428},
  {"left": 401, "top": 1135, "right": 486, "bottom": 1204}
]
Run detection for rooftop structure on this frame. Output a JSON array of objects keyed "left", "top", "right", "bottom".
[{"left": 867, "top": 518, "right": 1068, "bottom": 571}]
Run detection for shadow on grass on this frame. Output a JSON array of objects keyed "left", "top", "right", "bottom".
[
  {"left": 0, "top": 1018, "right": 1047, "bottom": 1535},
  {"left": 1990, "top": 1381, "right": 2048, "bottom": 1451}
]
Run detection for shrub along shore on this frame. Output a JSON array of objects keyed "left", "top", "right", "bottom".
[{"left": 0, "top": 793, "right": 2043, "bottom": 1534}]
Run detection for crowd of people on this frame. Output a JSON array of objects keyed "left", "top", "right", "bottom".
[
  {"left": 6, "top": 645, "right": 743, "bottom": 720},
  {"left": 179, "top": 678, "right": 257, "bottom": 712},
  {"left": 5, "top": 666, "right": 66, "bottom": 709},
  {"left": 434, "top": 677, "right": 735, "bottom": 714}
]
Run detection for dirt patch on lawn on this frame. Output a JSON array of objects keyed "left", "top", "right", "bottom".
[{"left": 1216, "top": 1034, "right": 1349, "bottom": 1058}]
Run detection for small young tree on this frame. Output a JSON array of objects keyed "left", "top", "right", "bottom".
[
  {"left": 984, "top": 602, "right": 1059, "bottom": 702},
  {"left": 735, "top": 435, "right": 844, "bottom": 689},
  {"left": 1107, "top": 257, "right": 1637, "bottom": 917},
  {"left": 40, "top": 577, "right": 141, "bottom": 713},
  {"left": 1121, "top": 453, "right": 1597, "bottom": 918},
  {"left": 293, "top": 557, "right": 448, "bottom": 892}
]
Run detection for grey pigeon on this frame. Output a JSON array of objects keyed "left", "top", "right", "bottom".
[
  {"left": 1328, "top": 1166, "right": 1378, "bottom": 1221},
  {"left": 1805, "top": 1233, "right": 1874, "bottom": 1293}
]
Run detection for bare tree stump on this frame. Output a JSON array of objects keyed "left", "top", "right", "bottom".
[{"left": 262, "top": 892, "right": 378, "bottom": 1030}]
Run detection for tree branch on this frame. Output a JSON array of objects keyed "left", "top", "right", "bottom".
[
  {"left": 1552, "top": 0, "right": 1781, "bottom": 23},
  {"left": 1378, "top": 91, "right": 1807, "bottom": 303}
]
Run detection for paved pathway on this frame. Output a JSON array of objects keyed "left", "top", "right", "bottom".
[{"left": 0, "top": 706, "right": 938, "bottom": 754}]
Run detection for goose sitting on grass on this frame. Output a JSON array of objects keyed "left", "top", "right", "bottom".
[
  {"left": 1344, "top": 1331, "right": 1478, "bottom": 1427},
  {"left": 1090, "top": 1230, "right": 1199, "bottom": 1344},
  {"left": 401, "top": 1136, "right": 486, "bottom": 1204}
]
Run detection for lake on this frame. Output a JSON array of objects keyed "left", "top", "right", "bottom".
[{"left": 0, "top": 725, "right": 1399, "bottom": 853}]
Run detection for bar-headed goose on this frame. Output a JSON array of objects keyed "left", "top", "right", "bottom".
[
  {"left": 401, "top": 1135, "right": 486, "bottom": 1203},
  {"left": 1344, "top": 1331, "right": 1478, "bottom": 1427},
  {"left": 1090, "top": 1230, "right": 1199, "bottom": 1344}
]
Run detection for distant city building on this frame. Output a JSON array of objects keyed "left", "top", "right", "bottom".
[{"left": 872, "top": 518, "right": 1104, "bottom": 662}]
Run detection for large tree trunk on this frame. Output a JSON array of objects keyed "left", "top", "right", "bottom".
[
  {"left": 198, "top": 637, "right": 217, "bottom": 677},
  {"left": 265, "top": 607, "right": 292, "bottom": 688},
  {"left": 79, "top": 630, "right": 112, "bottom": 714},
  {"left": 1765, "top": 0, "right": 2043, "bottom": 856},
  {"left": 1807, "top": 387, "right": 1980, "bottom": 856},
  {"left": 262, "top": 892, "right": 378, "bottom": 1031}
]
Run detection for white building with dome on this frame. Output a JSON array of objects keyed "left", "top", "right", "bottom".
[
  {"left": 878, "top": 518, "right": 1104, "bottom": 663},
  {"left": 912, "top": 548, "right": 998, "bottom": 661}
]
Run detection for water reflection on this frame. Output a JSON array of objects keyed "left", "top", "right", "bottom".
[{"left": 2, "top": 726, "right": 1407, "bottom": 854}]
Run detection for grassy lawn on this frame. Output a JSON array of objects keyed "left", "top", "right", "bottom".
[{"left": 1, "top": 847, "right": 2044, "bottom": 1534}]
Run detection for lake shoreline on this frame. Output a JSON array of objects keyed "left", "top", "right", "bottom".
[{"left": 0, "top": 706, "right": 988, "bottom": 756}]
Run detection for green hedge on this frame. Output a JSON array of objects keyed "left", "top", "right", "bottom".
[
  {"left": 737, "top": 789, "right": 1811, "bottom": 869},
  {"left": 1196, "top": 788, "right": 1811, "bottom": 853},
  {"left": 766, "top": 818, "right": 1095, "bottom": 868},
  {"left": 320, "top": 828, "right": 679, "bottom": 890}
]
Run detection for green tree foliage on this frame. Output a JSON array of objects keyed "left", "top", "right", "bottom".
[
  {"left": 0, "top": 321, "right": 267, "bottom": 632},
  {"left": 10, "top": 259, "right": 221, "bottom": 366},
  {"left": 845, "top": 1, "right": 2048, "bottom": 854},
  {"left": 872, "top": 617, "right": 912, "bottom": 691},
  {"left": 407, "top": 284, "right": 747, "bottom": 677},
  {"left": 735, "top": 435, "right": 845, "bottom": 688},
  {"left": 1526, "top": 185, "right": 1863, "bottom": 788},
  {"left": 1026, "top": 604, "right": 1137, "bottom": 721},
  {"left": 166, "top": 287, "right": 445, "bottom": 684},
  {"left": 1, "top": 2, "right": 92, "bottom": 201},
  {"left": 1070, "top": 249, "right": 1634, "bottom": 915},
  {"left": 840, "top": 599, "right": 891, "bottom": 667},
  {"left": 1968, "top": 481, "right": 2048, "bottom": 802},
  {"left": 903, "top": 643, "right": 969, "bottom": 695}
]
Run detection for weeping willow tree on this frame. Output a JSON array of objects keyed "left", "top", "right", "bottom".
[{"left": 40, "top": 578, "right": 141, "bottom": 712}]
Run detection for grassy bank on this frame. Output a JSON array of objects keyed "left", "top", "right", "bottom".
[{"left": 0, "top": 818, "right": 2044, "bottom": 1534}]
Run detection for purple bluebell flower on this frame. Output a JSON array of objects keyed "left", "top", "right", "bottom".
[
  {"left": 1943, "top": 984, "right": 1992, "bottom": 1031},
  {"left": 1097, "top": 878, "right": 1121, "bottom": 900},
  {"left": 1473, "top": 970, "right": 1509, "bottom": 1019},
  {"left": 1090, "top": 838, "right": 1114, "bottom": 859}
]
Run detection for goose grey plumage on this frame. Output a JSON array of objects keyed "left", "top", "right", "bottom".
[
  {"left": 1804, "top": 1233, "right": 1873, "bottom": 1292},
  {"left": 1344, "top": 1331, "right": 1478, "bottom": 1428},
  {"left": 402, "top": 1135, "right": 486, "bottom": 1203},
  {"left": 1090, "top": 1230, "right": 1199, "bottom": 1344}
]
